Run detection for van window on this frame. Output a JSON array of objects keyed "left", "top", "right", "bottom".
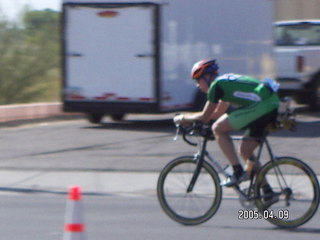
[{"left": 275, "top": 22, "right": 320, "bottom": 46}]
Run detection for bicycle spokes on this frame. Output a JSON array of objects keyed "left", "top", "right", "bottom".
[
  {"left": 157, "top": 157, "right": 222, "bottom": 225},
  {"left": 255, "top": 157, "right": 320, "bottom": 228}
]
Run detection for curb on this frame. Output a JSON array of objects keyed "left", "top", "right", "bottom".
[{"left": 0, "top": 102, "right": 82, "bottom": 126}]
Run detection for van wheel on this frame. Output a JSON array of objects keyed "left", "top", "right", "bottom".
[
  {"left": 111, "top": 113, "right": 125, "bottom": 121},
  {"left": 309, "top": 74, "right": 320, "bottom": 111},
  {"left": 87, "top": 113, "right": 104, "bottom": 124}
]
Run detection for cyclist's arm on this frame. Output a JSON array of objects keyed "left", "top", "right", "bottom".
[
  {"left": 194, "top": 100, "right": 228, "bottom": 122},
  {"left": 210, "top": 100, "right": 229, "bottom": 119},
  {"left": 176, "top": 100, "right": 228, "bottom": 124}
]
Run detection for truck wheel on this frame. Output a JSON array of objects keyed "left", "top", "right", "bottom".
[
  {"left": 111, "top": 114, "right": 125, "bottom": 121},
  {"left": 309, "top": 74, "right": 320, "bottom": 111},
  {"left": 87, "top": 113, "right": 104, "bottom": 124}
]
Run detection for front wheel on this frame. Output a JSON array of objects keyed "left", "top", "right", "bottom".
[
  {"left": 157, "top": 156, "right": 222, "bottom": 225},
  {"left": 255, "top": 157, "right": 320, "bottom": 228}
]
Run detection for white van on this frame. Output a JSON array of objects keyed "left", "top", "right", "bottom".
[{"left": 274, "top": 20, "right": 320, "bottom": 110}]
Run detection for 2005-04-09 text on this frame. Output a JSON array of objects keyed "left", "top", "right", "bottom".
[{"left": 238, "top": 209, "right": 289, "bottom": 220}]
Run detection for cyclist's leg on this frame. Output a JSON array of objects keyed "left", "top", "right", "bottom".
[
  {"left": 239, "top": 109, "right": 279, "bottom": 198},
  {"left": 214, "top": 104, "right": 270, "bottom": 185},
  {"left": 239, "top": 110, "right": 277, "bottom": 177},
  {"left": 240, "top": 141, "right": 277, "bottom": 205},
  {"left": 212, "top": 114, "right": 240, "bottom": 166},
  {"left": 216, "top": 96, "right": 278, "bottom": 186},
  {"left": 213, "top": 114, "right": 247, "bottom": 186},
  {"left": 240, "top": 138, "right": 260, "bottom": 178},
  {"left": 228, "top": 103, "right": 264, "bottom": 180}
]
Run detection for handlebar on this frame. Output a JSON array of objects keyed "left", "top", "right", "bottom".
[{"left": 174, "top": 121, "right": 215, "bottom": 146}]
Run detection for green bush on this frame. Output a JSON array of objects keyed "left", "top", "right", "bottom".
[{"left": 0, "top": 8, "right": 60, "bottom": 104}]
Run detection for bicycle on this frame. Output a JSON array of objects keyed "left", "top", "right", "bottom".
[{"left": 157, "top": 110, "right": 320, "bottom": 228}]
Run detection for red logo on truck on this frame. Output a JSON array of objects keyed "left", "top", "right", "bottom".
[{"left": 97, "top": 11, "right": 119, "bottom": 18}]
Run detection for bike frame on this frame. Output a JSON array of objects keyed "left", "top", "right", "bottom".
[{"left": 188, "top": 132, "right": 279, "bottom": 201}]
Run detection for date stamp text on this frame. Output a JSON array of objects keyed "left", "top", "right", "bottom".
[{"left": 238, "top": 209, "right": 289, "bottom": 220}]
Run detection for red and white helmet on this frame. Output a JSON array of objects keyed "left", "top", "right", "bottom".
[{"left": 191, "top": 59, "right": 219, "bottom": 79}]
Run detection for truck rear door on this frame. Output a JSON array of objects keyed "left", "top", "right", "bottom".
[{"left": 63, "top": 3, "right": 159, "bottom": 108}]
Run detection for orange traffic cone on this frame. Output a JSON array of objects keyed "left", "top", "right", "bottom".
[{"left": 63, "top": 186, "right": 85, "bottom": 240}]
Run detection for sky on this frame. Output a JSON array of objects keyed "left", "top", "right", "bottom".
[{"left": 0, "top": 0, "right": 61, "bottom": 20}]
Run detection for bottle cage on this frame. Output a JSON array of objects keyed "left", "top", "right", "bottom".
[{"left": 268, "top": 97, "right": 296, "bottom": 132}]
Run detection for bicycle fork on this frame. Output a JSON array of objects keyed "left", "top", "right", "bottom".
[{"left": 186, "top": 139, "right": 208, "bottom": 193}]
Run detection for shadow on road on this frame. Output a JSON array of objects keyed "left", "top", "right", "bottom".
[
  {"left": 83, "top": 106, "right": 320, "bottom": 138},
  {"left": 84, "top": 118, "right": 175, "bottom": 134},
  {"left": 207, "top": 224, "right": 320, "bottom": 234},
  {"left": 86, "top": 118, "right": 320, "bottom": 138},
  {"left": 286, "top": 227, "right": 320, "bottom": 234}
]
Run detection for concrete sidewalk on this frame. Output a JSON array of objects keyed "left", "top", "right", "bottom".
[
  {"left": 0, "top": 170, "right": 239, "bottom": 198},
  {"left": 0, "top": 169, "right": 318, "bottom": 199},
  {"left": 0, "top": 170, "right": 158, "bottom": 197}
]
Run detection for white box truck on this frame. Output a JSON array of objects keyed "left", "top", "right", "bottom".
[
  {"left": 274, "top": 20, "right": 320, "bottom": 110},
  {"left": 62, "top": 0, "right": 273, "bottom": 123}
]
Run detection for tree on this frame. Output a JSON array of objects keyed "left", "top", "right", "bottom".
[{"left": 0, "top": 8, "right": 60, "bottom": 104}]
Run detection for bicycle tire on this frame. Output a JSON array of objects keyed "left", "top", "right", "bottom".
[
  {"left": 255, "top": 157, "right": 320, "bottom": 228},
  {"left": 157, "top": 156, "right": 222, "bottom": 225}
]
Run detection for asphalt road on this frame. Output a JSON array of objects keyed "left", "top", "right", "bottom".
[
  {"left": 0, "top": 195, "right": 319, "bottom": 240},
  {"left": 0, "top": 109, "right": 319, "bottom": 173},
  {"left": 0, "top": 108, "right": 319, "bottom": 239}
]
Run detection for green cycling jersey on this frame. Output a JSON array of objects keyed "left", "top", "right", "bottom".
[
  {"left": 207, "top": 73, "right": 279, "bottom": 133},
  {"left": 208, "top": 74, "right": 277, "bottom": 106}
]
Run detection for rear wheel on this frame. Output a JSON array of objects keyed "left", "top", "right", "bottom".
[
  {"left": 255, "top": 157, "right": 320, "bottom": 228},
  {"left": 87, "top": 113, "right": 104, "bottom": 124},
  {"left": 111, "top": 113, "right": 125, "bottom": 121}
]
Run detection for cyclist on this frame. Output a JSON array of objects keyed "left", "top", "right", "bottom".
[{"left": 174, "top": 59, "right": 280, "bottom": 197}]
